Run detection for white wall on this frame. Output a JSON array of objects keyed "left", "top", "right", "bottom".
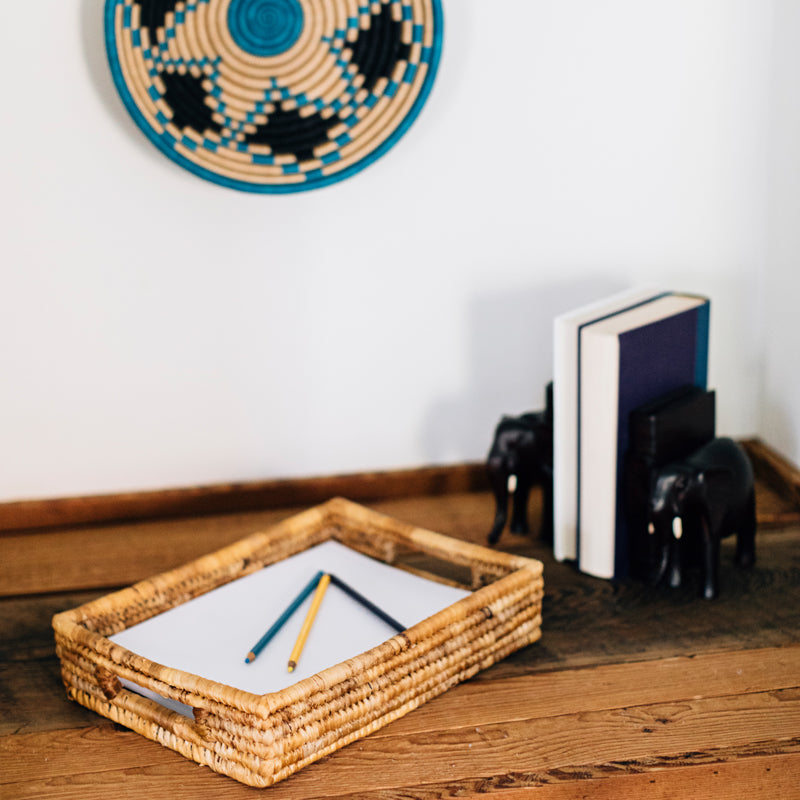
[
  {"left": 761, "top": 0, "right": 800, "bottom": 466},
  {"left": 0, "top": 0, "right": 785, "bottom": 501}
]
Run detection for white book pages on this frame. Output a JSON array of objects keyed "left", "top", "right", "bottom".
[{"left": 552, "top": 286, "right": 661, "bottom": 562}]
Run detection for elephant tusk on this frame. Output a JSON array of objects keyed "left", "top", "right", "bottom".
[
  {"left": 672, "top": 516, "right": 683, "bottom": 540},
  {"left": 507, "top": 474, "right": 517, "bottom": 493}
]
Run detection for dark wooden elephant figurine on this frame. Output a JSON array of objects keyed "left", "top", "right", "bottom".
[
  {"left": 646, "top": 437, "right": 756, "bottom": 599},
  {"left": 486, "top": 384, "right": 553, "bottom": 545}
]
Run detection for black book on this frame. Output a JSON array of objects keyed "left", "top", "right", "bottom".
[{"left": 624, "top": 385, "right": 716, "bottom": 579}]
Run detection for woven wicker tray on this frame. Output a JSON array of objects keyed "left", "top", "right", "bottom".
[{"left": 53, "top": 498, "right": 543, "bottom": 787}]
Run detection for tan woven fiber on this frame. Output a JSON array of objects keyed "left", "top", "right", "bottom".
[
  {"left": 53, "top": 498, "right": 543, "bottom": 787},
  {"left": 106, "top": 0, "right": 443, "bottom": 192}
]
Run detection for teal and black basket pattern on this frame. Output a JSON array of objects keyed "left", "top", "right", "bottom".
[{"left": 105, "top": 0, "right": 443, "bottom": 193}]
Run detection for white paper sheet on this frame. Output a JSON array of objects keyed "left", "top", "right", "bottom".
[{"left": 110, "top": 541, "right": 470, "bottom": 714}]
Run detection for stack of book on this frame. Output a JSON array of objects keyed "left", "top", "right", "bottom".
[{"left": 553, "top": 289, "right": 711, "bottom": 580}]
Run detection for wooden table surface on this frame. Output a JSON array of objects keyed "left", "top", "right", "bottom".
[{"left": 2, "top": 478, "right": 800, "bottom": 799}]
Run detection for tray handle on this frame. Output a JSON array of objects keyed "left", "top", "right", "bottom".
[
  {"left": 92, "top": 663, "right": 211, "bottom": 745},
  {"left": 95, "top": 664, "right": 123, "bottom": 699}
]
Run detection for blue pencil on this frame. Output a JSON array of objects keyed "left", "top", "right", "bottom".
[
  {"left": 328, "top": 573, "right": 406, "bottom": 633},
  {"left": 245, "top": 570, "right": 324, "bottom": 664}
]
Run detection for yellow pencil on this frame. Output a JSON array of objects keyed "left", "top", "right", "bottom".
[{"left": 287, "top": 572, "right": 330, "bottom": 672}]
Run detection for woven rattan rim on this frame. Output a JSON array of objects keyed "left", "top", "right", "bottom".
[{"left": 104, "top": 0, "right": 443, "bottom": 192}]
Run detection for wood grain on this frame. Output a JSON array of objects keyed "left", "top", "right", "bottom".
[
  {"left": 379, "top": 645, "right": 800, "bottom": 736},
  {"left": 4, "top": 480, "right": 800, "bottom": 599},
  {"left": 4, "top": 743, "right": 799, "bottom": 800},
  {"left": 0, "top": 491, "right": 521, "bottom": 596},
  {"left": 2, "top": 648, "right": 799, "bottom": 799},
  {"left": 448, "top": 752, "right": 800, "bottom": 800},
  {"left": 3, "top": 485, "right": 800, "bottom": 797},
  {"left": 744, "top": 438, "right": 800, "bottom": 524},
  {"left": 0, "top": 508, "right": 301, "bottom": 596},
  {"left": 0, "top": 463, "right": 487, "bottom": 532}
]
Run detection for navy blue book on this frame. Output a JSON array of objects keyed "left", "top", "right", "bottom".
[{"left": 577, "top": 294, "right": 710, "bottom": 579}]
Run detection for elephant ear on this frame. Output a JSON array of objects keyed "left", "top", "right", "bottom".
[
  {"left": 700, "top": 464, "right": 735, "bottom": 483},
  {"left": 699, "top": 464, "right": 736, "bottom": 510}
]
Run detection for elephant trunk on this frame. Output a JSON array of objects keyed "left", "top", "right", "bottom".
[
  {"left": 648, "top": 513, "right": 684, "bottom": 587},
  {"left": 667, "top": 515, "right": 683, "bottom": 588}
]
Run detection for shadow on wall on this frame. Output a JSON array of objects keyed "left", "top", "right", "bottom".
[{"left": 421, "top": 276, "right": 631, "bottom": 463}]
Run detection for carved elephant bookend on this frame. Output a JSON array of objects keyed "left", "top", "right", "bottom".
[
  {"left": 486, "top": 383, "right": 553, "bottom": 546},
  {"left": 644, "top": 437, "right": 756, "bottom": 599}
]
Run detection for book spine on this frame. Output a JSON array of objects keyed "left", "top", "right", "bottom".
[
  {"left": 578, "top": 330, "right": 620, "bottom": 579},
  {"left": 552, "top": 317, "right": 577, "bottom": 562}
]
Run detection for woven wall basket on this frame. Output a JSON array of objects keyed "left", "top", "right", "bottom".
[{"left": 104, "top": 0, "right": 443, "bottom": 192}]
